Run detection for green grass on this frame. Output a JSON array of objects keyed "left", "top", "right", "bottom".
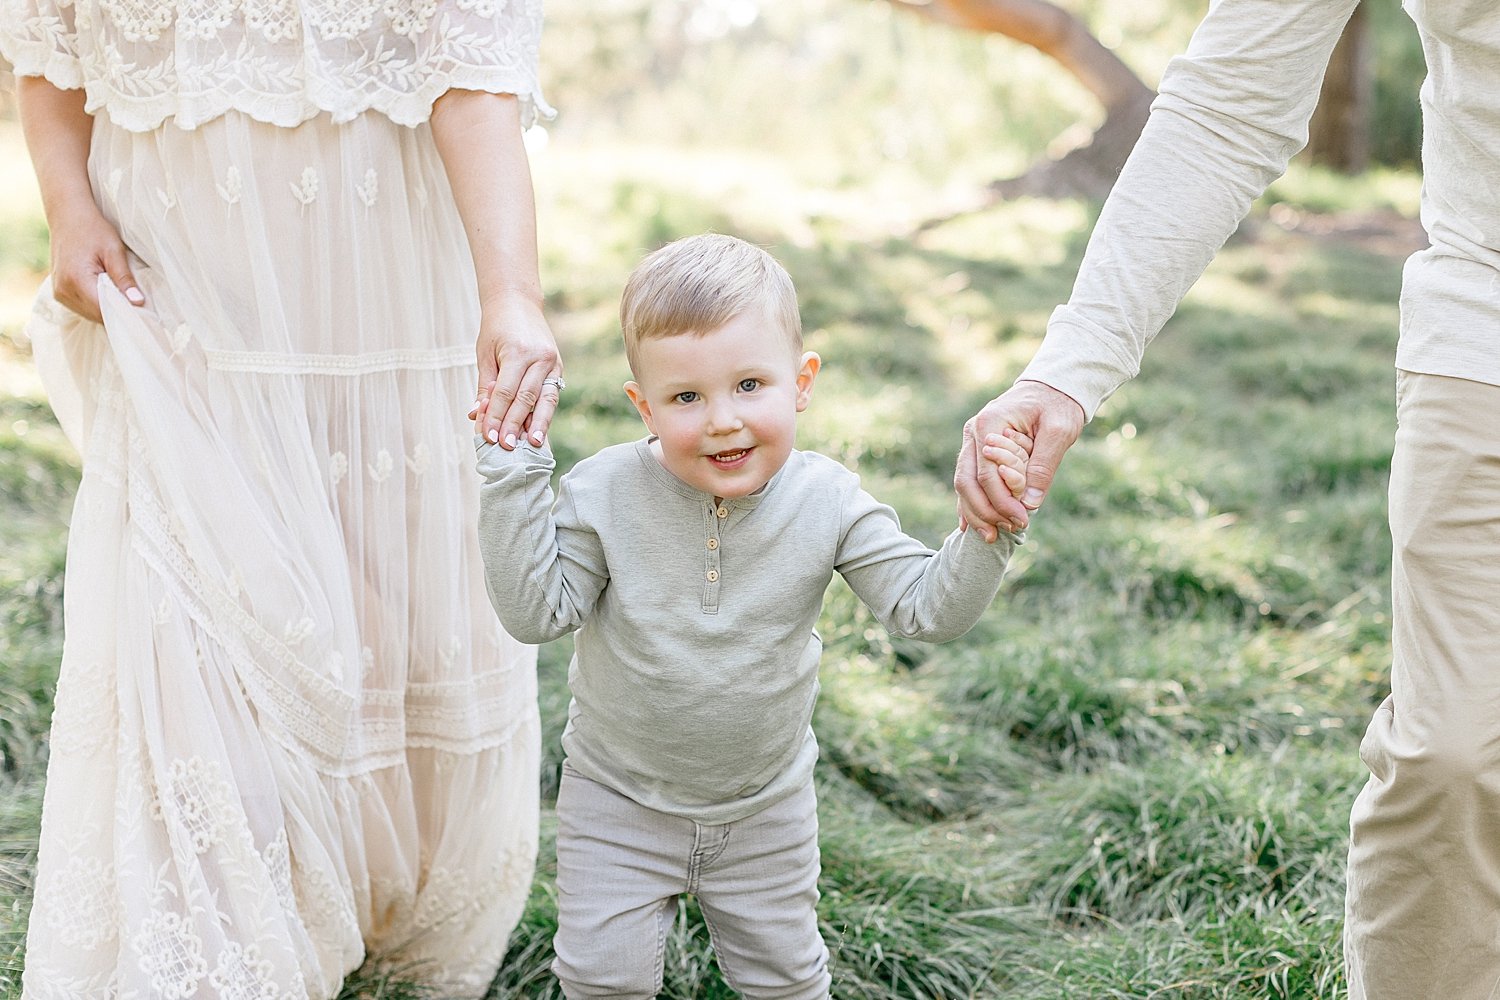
[{"left": 0, "top": 67, "right": 1413, "bottom": 1000}]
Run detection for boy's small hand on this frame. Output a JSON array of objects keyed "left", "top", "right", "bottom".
[{"left": 981, "top": 431, "right": 1031, "bottom": 501}]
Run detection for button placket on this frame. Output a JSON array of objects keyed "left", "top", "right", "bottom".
[{"left": 703, "top": 501, "right": 724, "bottom": 612}]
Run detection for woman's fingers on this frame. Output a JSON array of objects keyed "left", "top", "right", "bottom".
[
  {"left": 101, "top": 242, "right": 145, "bottom": 306},
  {"left": 470, "top": 381, "right": 494, "bottom": 428},
  {"left": 524, "top": 370, "right": 564, "bottom": 445},
  {"left": 473, "top": 298, "right": 561, "bottom": 443},
  {"left": 49, "top": 216, "right": 140, "bottom": 325},
  {"left": 491, "top": 358, "right": 551, "bottom": 449},
  {"left": 474, "top": 340, "right": 501, "bottom": 437}
]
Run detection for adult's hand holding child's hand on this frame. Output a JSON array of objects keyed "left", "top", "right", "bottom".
[
  {"left": 472, "top": 294, "right": 562, "bottom": 450},
  {"left": 956, "top": 380, "right": 1085, "bottom": 541}
]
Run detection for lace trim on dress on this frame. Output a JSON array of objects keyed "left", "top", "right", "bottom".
[
  {"left": 0, "top": 0, "right": 555, "bottom": 132},
  {"left": 126, "top": 434, "right": 533, "bottom": 772},
  {"left": 205, "top": 345, "right": 474, "bottom": 375}
]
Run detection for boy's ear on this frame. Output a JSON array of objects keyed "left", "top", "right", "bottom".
[
  {"left": 623, "top": 381, "right": 656, "bottom": 433},
  {"left": 795, "top": 352, "right": 821, "bottom": 412}
]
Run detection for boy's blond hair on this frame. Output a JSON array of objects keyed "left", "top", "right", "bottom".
[{"left": 620, "top": 234, "right": 802, "bottom": 377}]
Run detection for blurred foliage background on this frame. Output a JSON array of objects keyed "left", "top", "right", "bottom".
[{"left": 0, "top": 0, "right": 1431, "bottom": 997}]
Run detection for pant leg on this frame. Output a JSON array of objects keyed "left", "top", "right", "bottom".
[
  {"left": 694, "top": 782, "right": 830, "bottom": 1000},
  {"left": 552, "top": 763, "right": 690, "bottom": 1000},
  {"left": 1345, "top": 371, "right": 1500, "bottom": 1000}
]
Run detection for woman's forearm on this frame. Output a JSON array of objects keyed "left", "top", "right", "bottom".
[
  {"left": 18, "top": 77, "right": 98, "bottom": 228},
  {"left": 430, "top": 90, "right": 543, "bottom": 310},
  {"left": 430, "top": 88, "right": 560, "bottom": 448},
  {"left": 17, "top": 76, "right": 144, "bottom": 319}
]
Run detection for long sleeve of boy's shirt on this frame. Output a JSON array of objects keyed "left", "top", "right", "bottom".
[{"left": 476, "top": 435, "right": 1021, "bottom": 824}]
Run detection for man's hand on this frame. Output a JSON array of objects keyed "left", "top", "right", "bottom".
[{"left": 955, "top": 380, "right": 1085, "bottom": 541}]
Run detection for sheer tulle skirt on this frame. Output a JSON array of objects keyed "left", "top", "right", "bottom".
[{"left": 21, "top": 110, "right": 539, "bottom": 1000}]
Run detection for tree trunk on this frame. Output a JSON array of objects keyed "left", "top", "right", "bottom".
[
  {"left": 1305, "top": 4, "right": 1371, "bottom": 173},
  {"left": 887, "top": 0, "right": 1154, "bottom": 200}
]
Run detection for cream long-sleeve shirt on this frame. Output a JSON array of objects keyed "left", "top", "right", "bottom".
[
  {"left": 476, "top": 437, "right": 1019, "bottom": 824},
  {"left": 1021, "top": 0, "right": 1500, "bottom": 419}
]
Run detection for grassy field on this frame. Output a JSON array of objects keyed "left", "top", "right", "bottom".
[{"left": 0, "top": 105, "right": 1417, "bottom": 998}]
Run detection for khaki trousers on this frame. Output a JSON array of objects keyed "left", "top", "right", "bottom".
[
  {"left": 551, "top": 763, "right": 831, "bottom": 1000},
  {"left": 1346, "top": 372, "right": 1500, "bottom": 999}
]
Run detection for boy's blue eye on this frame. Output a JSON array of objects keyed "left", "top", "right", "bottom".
[
  {"left": 674, "top": 391, "right": 698, "bottom": 404},
  {"left": 738, "top": 378, "right": 760, "bottom": 393}
]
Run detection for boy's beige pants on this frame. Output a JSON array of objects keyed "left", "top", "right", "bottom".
[{"left": 1345, "top": 372, "right": 1500, "bottom": 999}]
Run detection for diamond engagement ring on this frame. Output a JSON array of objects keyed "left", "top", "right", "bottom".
[{"left": 542, "top": 376, "right": 566, "bottom": 393}]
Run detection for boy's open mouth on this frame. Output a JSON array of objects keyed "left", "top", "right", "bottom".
[{"left": 708, "top": 448, "right": 752, "bottom": 467}]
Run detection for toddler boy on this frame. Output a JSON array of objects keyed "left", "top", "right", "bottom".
[{"left": 476, "top": 233, "right": 1027, "bottom": 999}]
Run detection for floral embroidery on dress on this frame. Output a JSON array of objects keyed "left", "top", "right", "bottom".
[
  {"left": 178, "top": 0, "right": 236, "bottom": 40},
  {"left": 47, "top": 659, "right": 118, "bottom": 757},
  {"left": 208, "top": 940, "right": 280, "bottom": 1000},
  {"left": 155, "top": 756, "right": 236, "bottom": 854},
  {"left": 98, "top": 0, "right": 176, "bottom": 43},
  {"left": 356, "top": 166, "right": 379, "bottom": 208},
  {"left": 437, "top": 635, "right": 462, "bottom": 670},
  {"left": 413, "top": 850, "right": 532, "bottom": 930},
  {"left": 283, "top": 617, "right": 316, "bottom": 646},
  {"left": 217, "top": 165, "right": 242, "bottom": 207},
  {"left": 368, "top": 448, "right": 394, "bottom": 483},
  {"left": 294, "top": 861, "right": 361, "bottom": 957},
  {"left": 242, "top": 0, "right": 299, "bottom": 40},
  {"left": 38, "top": 855, "right": 117, "bottom": 950},
  {"left": 383, "top": 0, "right": 438, "bottom": 38},
  {"left": 406, "top": 442, "right": 430, "bottom": 475},
  {"left": 263, "top": 829, "right": 298, "bottom": 915},
  {"left": 1, "top": 0, "right": 551, "bottom": 131},
  {"left": 305, "top": 0, "right": 378, "bottom": 40},
  {"left": 132, "top": 911, "right": 209, "bottom": 1000},
  {"left": 329, "top": 450, "right": 349, "bottom": 485},
  {"left": 290, "top": 166, "right": 319, "bottom": 208}
]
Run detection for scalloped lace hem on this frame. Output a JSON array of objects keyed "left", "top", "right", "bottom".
[{"left": 53, "top": 72, "right": 556, "bottom": 133}]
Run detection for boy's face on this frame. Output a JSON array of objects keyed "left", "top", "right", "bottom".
[{"left": 624, "top": 310, "right": 820, "bottom": 500}]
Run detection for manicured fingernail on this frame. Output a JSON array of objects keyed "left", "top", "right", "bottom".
[
  {"left": 125, "top": 287, "right": 145, "bottom": 304},
  {"left": 1023, "top": 488, "right": 1044, "bottom": 507},
  {"left": 531, "top": 432, "right": 544, "bottom": 445},
  {"left": 487, "top": 428, "right": 499, "bottom": 443},
  {"left": 505, "top": 433, "right": 516, "bottom": 448}
]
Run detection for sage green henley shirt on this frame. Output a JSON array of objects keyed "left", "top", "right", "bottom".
[{"left": 476, "top": 437, "right": 1020, "bottom": 824}]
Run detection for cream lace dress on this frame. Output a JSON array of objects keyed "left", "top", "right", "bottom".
[{"left": 0, "top": 3, "right": 549, "bottom": 997}]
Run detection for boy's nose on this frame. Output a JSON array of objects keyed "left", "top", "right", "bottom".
[{"left": 705, "top": 401, "right": 744, "bottom": 433}]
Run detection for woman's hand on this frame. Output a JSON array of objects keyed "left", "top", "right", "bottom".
[
  {"left": 471, "top": 293, "right": 562, "bottom": 448},
  {"left": 47, "top": 203, "right": 144, "bottom": 324},
  {"left": 430, "top": 88, "right": 553, "bottom": 448},
  {"left": 18, "top": 76, "right": 145, "bottom": 325}
]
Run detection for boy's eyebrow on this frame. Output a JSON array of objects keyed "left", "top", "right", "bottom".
[{"left": 655, "top": 364, "right": 781, "bottom": 391}]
